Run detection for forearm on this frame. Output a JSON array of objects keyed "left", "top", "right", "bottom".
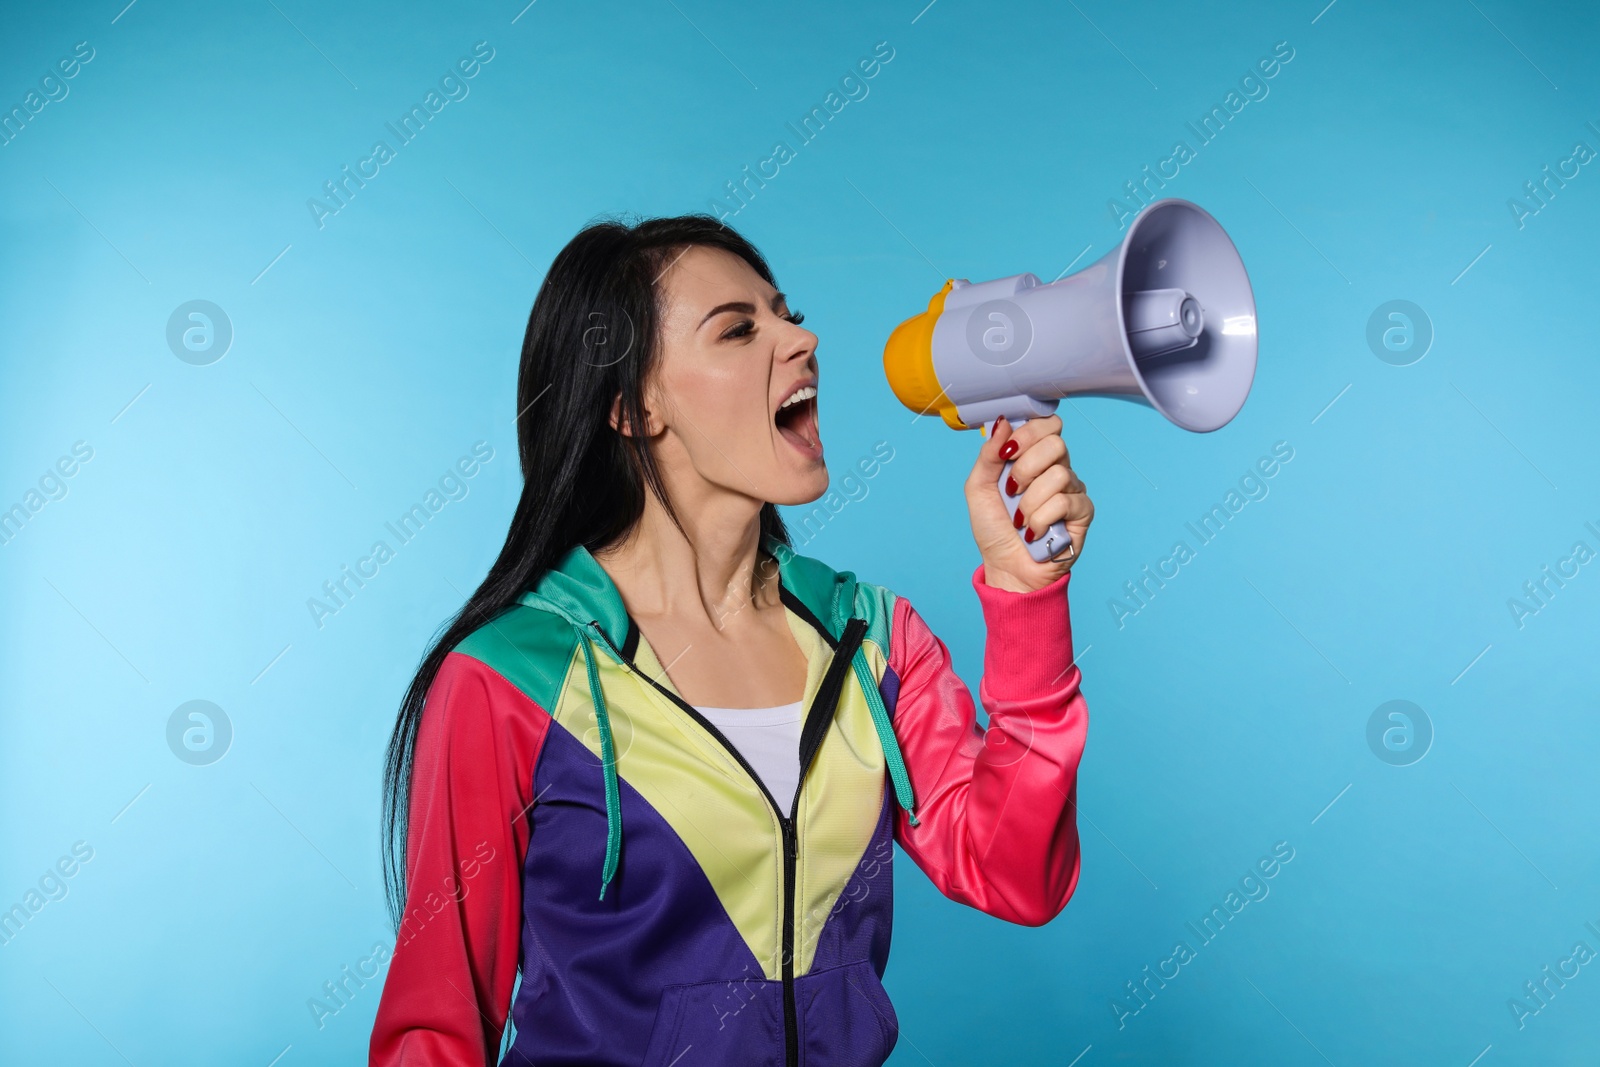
[{"left": 888, "top": 565, "right": 1088, "bottom": 926}]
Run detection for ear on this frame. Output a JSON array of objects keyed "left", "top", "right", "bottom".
[{"left": 608, "top": 391, "right": 663, "bottom": 438}]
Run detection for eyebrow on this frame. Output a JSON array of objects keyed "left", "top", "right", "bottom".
[{"left": 698, "top": 291, "right": 788, "bottom": 331}]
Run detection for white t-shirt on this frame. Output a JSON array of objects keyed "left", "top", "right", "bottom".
[{"left": 691, "top": 700, "right": 805, "bottom": 810}]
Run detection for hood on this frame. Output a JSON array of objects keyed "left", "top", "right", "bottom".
[{"left": 517, "top": 535, "right": 862, "bottom": 653}]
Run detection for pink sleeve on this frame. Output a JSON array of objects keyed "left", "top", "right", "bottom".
[
  {"left": 887, "top": 565, "right": 1088, "bottom": 927},
  {"left": 369, "top": 652, "right": 550, "bottom": 1066}
]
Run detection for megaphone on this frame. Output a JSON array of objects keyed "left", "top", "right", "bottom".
[{"left": 883, "top": 198, "right": 1257, "bottom": 562}]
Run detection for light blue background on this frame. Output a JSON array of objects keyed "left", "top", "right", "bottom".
[{"left": 3, "top": 0, "right": 1597, "bottom": 1064}]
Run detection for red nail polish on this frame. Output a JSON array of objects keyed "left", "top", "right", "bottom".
[
  {"left": 1012, "top": 508, "right": 1025, "bottom": 529},
  {"left": 999, "top": 440, "right": 1019, "bottom": 460},
  {"left": 1005, "top": 475, "right": 1018, "bottom": 496},
  {"left": 1024, "top": 527, "right": 1036, "bottom": 543}
]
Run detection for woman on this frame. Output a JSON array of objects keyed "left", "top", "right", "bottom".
[{"left": 369, "top": 214, "right": 1093, "bottom": 1067}]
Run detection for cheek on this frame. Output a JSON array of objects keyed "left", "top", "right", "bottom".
[{"left": 671, "top": 362, "right": 768, "bottom": 433}]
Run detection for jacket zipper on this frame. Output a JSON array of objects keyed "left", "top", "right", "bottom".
[{"left": 589, "top": 613, "right": 869, "bottom": 1067}]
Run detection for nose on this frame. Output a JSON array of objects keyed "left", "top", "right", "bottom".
[{"left": 779, "top": 318, "right": 818, "bottom": 367}]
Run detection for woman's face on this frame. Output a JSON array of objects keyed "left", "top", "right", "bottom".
[{"left": 637, "top": 244, "right": 827, "bottom": 508}]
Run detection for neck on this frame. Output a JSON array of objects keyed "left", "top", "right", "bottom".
[{"left": 593, "top": 481, "right": 774, "bottom": 627}]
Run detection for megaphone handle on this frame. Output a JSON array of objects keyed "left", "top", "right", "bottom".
[{"left": 998, "top": 417, "right": 1074, "bottom": 563}]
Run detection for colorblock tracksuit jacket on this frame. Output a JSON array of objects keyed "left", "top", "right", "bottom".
[{"left": 369, "top": 535, "right": 1089, "bottom": 1066}]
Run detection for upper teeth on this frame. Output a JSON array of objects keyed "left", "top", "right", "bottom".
[{"left": 780, "top": 385, "right": 816, "bottom": 410}]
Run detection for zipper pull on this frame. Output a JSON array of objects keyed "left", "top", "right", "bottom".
[{"left": 785, "top": 825, "right": 799, "bottom": 859}]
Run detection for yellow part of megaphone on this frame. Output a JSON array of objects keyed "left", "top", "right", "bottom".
[{"left": 883, "top": 279, "right": 969, "bottom": 430}]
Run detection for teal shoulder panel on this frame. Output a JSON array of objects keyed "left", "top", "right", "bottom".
[
  {"left": 765, "top": 536, "right": 845, "bottom": 637},
  {"left": 451, "top": 603, "right": 578, "bottom": 714},
  {"left": 850, "top": 579, "right": 896, "bottom": 656},
  {"left": 764, "top": 535, "right": 897, "bottom": 655},
  {"left": 518, "top": 544, "right": 632, "bottom": 647}
]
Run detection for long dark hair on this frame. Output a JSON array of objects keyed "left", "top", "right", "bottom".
[{"left": 381, "top": 213, "right": 791, "bottom": 924}]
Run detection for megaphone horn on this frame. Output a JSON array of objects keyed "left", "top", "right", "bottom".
[{"left": 884, "top": 198, "right": 1257, "bottom": 562}]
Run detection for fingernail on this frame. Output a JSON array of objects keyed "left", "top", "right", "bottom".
[
  {"left": 1024, "top": 527, "right": 1036, "bottom": 543},
  {"left": 1012, "top": 508, "right": 1025, "bottom": 529},
  {"left": 1004, "top": 475, "right": 1018, "bottom": 496},
  {"left": 999, "top": 440, "right": 1019, "bottom": 460}
]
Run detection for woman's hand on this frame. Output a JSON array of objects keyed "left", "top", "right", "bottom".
[{"left": 964, "top": 414, "right": 1094, "bottom": 594}]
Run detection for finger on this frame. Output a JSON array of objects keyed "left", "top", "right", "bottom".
[
  {"left": 1001, "top": 413, "right": 1062, "bottom": 462},
  {"left": 1035, "top": 415, "right": 1069, "bottom": 469},
  {"left": 1016, "top": 463, "right": 1072, "bottom": 516},
  {"left": 969, "top": 415, "right": 1018, "bottom": 486},
  {"left": 1003, "top": 433, "right": 1068, "bottom": 494},
  {"left": 1038, "top": 415, "right": 1071, "bottom": 472},
  {"left": 1025, "top": 490, "right": 1094, "bottom": 537}
]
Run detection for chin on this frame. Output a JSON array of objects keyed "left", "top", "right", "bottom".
[{"left": 767, "top": 464, "right": 831, "bottom": 508}]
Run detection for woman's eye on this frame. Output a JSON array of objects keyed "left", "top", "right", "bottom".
[{"left": 722, "top": 310, "right": 803, "bottom": 340}]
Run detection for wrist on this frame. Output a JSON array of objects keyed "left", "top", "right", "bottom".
[
  {"left": 980, "top": 560, "right": 1051, "bottom": 594},
  {"left": 971, "top": 564, "right": 1077, "bottom": 695}
]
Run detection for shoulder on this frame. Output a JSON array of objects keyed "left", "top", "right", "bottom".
[
  {"left": 444, "top": 600, "right": 579, "bottom": 716},
  {"left": 768, "top": 538, "right": 901, "bottom": 652}
]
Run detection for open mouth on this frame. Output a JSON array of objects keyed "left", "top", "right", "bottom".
[{"left": 774, "top": 383, "right": 822, "bottom": 458}]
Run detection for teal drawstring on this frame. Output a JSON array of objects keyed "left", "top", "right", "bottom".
[
  {"left": 579, "top": 625, "right": 624, "bottom": 900},
  {"left": 850, "top": 648, "right": 919, "bottom": 827},
  {"left": 831, "top": 588, "right": 920, "bottom": 828},
  {"left": 857, "top": 652, "right": 921, "bottom": 825}
]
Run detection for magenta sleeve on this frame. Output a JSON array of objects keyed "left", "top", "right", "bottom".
[
  {"left": 369, "top": 652, "right": 550, "bottom": 1066},
  {"left": 886, "top": 565, "right": 1089, "bottom": 926}
]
